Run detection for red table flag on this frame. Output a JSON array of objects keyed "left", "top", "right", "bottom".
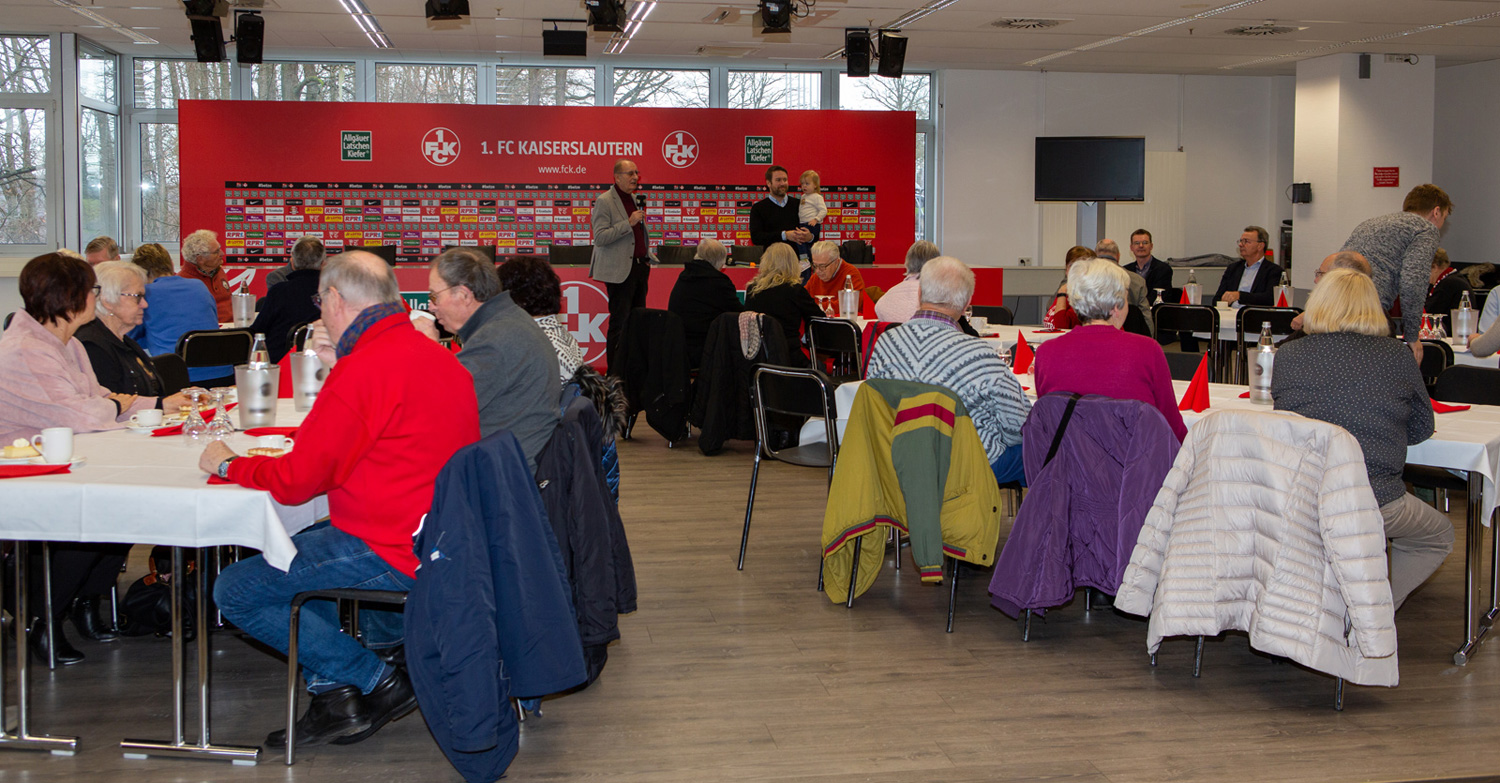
[
  {"left": 1012, "top": 331, "right": 1035, "bottom": 374},
  {"left": 861, "top": 291, "right": 876, "bottom": 319},
  {"left": 1432, "top": 399, "right": 1471, "bottom": 413},
  {"left": 1178, "top": 354, "right": 1211, "bottom": 412},
  {"left": 1179, "top": 288, "right": 1192, "bottom": 305},
  {"left": 1276, "top": 290, "right": 1289, "bottom": 308}
]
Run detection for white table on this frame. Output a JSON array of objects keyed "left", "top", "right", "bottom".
[
  {"left": 0, "top": 400, "right": 318, "bottom": 763},
  {"left": 1449, "top": 340, "right": 1498, "bottom": 369},
  {"left": 811, "top": 376, "right": 1500, "bottom": 665}
]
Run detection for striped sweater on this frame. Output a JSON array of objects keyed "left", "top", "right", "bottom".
[{"left": 865, "top": 319, "right": 1031, "bottom": 462}]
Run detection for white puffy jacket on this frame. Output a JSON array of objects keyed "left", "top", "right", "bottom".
[{"left": 1116, "top": 409, "right": 1399, "bottom": 687}]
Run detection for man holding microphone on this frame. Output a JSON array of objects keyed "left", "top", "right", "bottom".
[{"left": 591, "top": 159, "right": 652, "bottom": 371}]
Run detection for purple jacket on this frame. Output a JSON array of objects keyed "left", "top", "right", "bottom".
[{"left": 988, "top": 393, "right": 1179, "bottom": 617}]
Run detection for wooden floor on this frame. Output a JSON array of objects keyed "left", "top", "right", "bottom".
[{"left": 5, "top": 426, "right": 1500, "bottom": 782}]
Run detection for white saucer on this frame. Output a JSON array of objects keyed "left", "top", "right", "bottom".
[
  {"left": 0, "top": 454, "right": 41, "bottom": 465},
  {"left": 28, "top": 455, "right": 85, "bottom": 467}
]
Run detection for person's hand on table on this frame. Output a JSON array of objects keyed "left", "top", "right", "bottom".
[
  {"left": 309, "top": 320, "right": 337, "bottom": 368},
  {"left": 1220, "top": 291, "right": 1241, "bottom": 304},
  {"left": 161, "top": 391, "right": 193, "bottom": 412},
  {"left": 109, "top": 393, "right": 138, "bottom": 412},
  {"left": 1289, "top": 312, "right": 1304, "bottom": 331},
  {"left": 198, "top": 440, "right": 239, "bottom": 477}
]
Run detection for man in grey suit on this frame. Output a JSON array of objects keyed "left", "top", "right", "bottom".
[{"left": 591, "top": 159, "right": 652, "bottom": 371}]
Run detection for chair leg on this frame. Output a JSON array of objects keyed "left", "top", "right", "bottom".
[
  {"left": 1440, "top": 488, "right": 1450, "bottom": 513},
  {"left": 817, "top": 556, "right": 824, "bottom": 592},
  {"left": 1150, "top": 652, "right": 1158, "bottom": 667},
  {"left": 348, "top": 599, "right": 361, "bottom": 643},
  {"left": 286, "top": 599, "right": 303, "bottom": 766},
  {"left": 891, "top": 528, "right": 901, "bottom": 572},
  {"left": 1334, "top": 678, "right": 1345, "bottom": 711},
  {"left": 738, "top": 451, "right": 762, "bottom": 571},
  {"left": 845, "top": 537, "right": 862, "bottom": 608},
  {"left": 41, "top": 542, "right": 55, "bottom": 671},
  {"left": 109, "top": 582, "right": 121, "bottom": 633},
  {"left": 1085, "top": 587, "right": 1093, "bottom": 613},
  {"left": 946, "top": 557, "right": 959, "bottom": 633},
  {"left": 1021, "top": 609, "right": 1032, "bottom": 642},
  {"left": 1193, "top": 636, "right": 1205, "bottom": 678}
]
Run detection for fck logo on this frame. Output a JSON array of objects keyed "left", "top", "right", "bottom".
[
  {"left": 662, "top": 131, "right": 699, "bottom": 169},
  {"left": 559, "top": 280, "right": 610, "bottom": 366},
  {"left": 422, "top": 127, "right": 460, "bottom": 167}
]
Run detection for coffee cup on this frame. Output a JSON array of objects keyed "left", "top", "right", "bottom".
[
  {"left": 31, "top": 427, "right": 74, "bottom": 464},
  {"left": 256, "top": 435, "right": 292, "bottom": 451},
  {"left": 130, "top": 409, "right": 164, "bottom": 428}
]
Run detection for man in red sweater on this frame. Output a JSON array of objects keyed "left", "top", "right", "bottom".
[
  {"left": 178, "top": 228, "right": 233, "bottom": 322},
  {"left": 200, "top": 251, "right": 480, "bottom": 748},
  {"left": 804, "top": 240, "right": 865, "bottom": 302}
]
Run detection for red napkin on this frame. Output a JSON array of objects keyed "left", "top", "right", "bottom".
[
  {"left": 1276, "top": 290, "right": 1289, "bottom": 308},
  {"left": 244, "top": 427, "right": 298, "bottom": 437},
  {"left": 150, "top": 424, "right": 183, "bottom": 437},
  {"left": 207, "top": 475, "right": 234, "bottom": 485},
  {"left": 1012, "top": 331, "right": 1035, "bottom": 374},
  {"left": 1239, "top": 391, "right": 1251, "bottom": 398},
  {"left": 278, "top": 355, "right": 294, "bottom": 399},
  {"left": 1433, "top": 400, "right": 1471, "bottom": 413},
  {"left": 1178, "top": 354, "right": 1211, "bottom": 412},
  {"left": 0, "top": 464, "right": 71, "bottom": 479},
  {"left": 1180, "top": 288, "right": 1192, "bottom": 305},
  {"left": 861, "top": 291, "right": 876, "bottom": 320}
]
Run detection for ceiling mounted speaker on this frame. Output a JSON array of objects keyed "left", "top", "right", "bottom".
[
  {"left": 759, "top": 0, "right": 791, "bottom": 33},
  {"left": 425, "top": 0, "right": 470, "bottom": 21},
  {"left": 877, "top": 30, "right": 907, "bottom": 78},
  {"left": 543, "top": 28, "right": 588, "bottom": 56},
  {"left": 234, "top": 11, "right": 264, "bottom": 65},
  {"left": 189, "top": 17, "right": 225, "bottom": 62},
  {"left": 586, "top": 0, "right": 625, "bottom": 32},
  {"left": 844, "top": 28, "right": 871, "bottom": 77}
]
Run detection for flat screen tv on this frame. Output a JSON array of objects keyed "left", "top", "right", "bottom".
[{"left": 1034, "top": 136, "right": 1145, "bottom": 202}]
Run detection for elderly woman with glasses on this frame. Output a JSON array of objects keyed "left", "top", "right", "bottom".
[
  {"left": 77, "top": 260, "right": 192, "bottom": 405},
  {"left": 1032, "top": 257, "right": 1188, "bottom": 442}
]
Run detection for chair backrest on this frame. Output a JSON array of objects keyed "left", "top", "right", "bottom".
[
  {"left": 807, "top": 317, "right": 862, "bottom": 380},
  {"left": 150, "top": 353, "right": 191, "bottom": 396},
  {"left": 728, "top": 244, "right": 763, "bottom": 267},
  {"left": 1163, "top": 351, "right": 1206, "bottom": 382},
  {"left": 751, "top": 365, "right": 837, "bottom": 463},
  {"left": 1123, "top": 305, "right": 1151, "bottom": 337},
  {"left": 176, "top": 329, "right": 252, "bottom": 368},
  {"left": 840, "top": 240, "right": 873, "bottom": 265},
  {"left": 3, "top": 311, "right": 12, "bottom": 330},
  {"left": 547, "top": 244, "right": 593, "bottom": 266},
  {"left": 970, "top": 305, "right": 1013, "bottom": 326},
  {"left": 1433, "top": 366, "right": 1500, "bottom": 406},
  {"left": 655, "top": 244, "right": 696, "bottom": 265},
  {"left": 1419, "top": 340, "right": 1453, "bottom": 392},
  {"left": 1152, "top": 304, "right": 1220, "bottom": 382},
  {"left": 1235, "top": 306, "right": 1300, "bottom": 364}
]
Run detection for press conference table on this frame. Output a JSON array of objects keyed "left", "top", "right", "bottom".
[
  {"left": 810, "top": 374, "right": 1500, "bottom": 667},
  {"left": 0, "top": 401, "right": 319, "bottom": 762}
]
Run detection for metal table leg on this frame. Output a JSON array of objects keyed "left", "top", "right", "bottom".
[
  {"left": 0, "top": 541, "right": 78, "bottom": 755},
  {"left": 1454, "top": 471, "right": 1494, "bottom": 665},
  {"left": 122, "top": 547, "right": 260, "bottom": 764}
]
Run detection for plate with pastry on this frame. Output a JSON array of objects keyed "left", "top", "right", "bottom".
[{"left": 0, "top": 439, "right": 42, "bottom": 465}]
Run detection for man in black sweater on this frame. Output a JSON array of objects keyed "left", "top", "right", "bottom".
[
  {"left": 749, "top": 165, "right": 812, "bottom": 251},
  {"left": 1124, "top": 228, "right": 1174, "bottom": 296}
]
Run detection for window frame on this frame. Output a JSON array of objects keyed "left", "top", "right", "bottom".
[{"left": 0, "top": 33, "right": 62, "bottom": 255}]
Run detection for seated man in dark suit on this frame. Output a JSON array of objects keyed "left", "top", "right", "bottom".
[
  {"left": 667, "top": 239, "right": 742, "bottom": 370},
  {"left": 247, "top": 237, "right": 325, "bottom": 362},
  {"left": 1213, "top": 225, "right": 1283, "bottom": 307},
  {"left": 1124, "top": 228, "right": 1174, "bottom": 297}
]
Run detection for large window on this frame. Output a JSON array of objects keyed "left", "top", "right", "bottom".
[
  {"left": 496, "top": 67, "right": 594, "bottom": 106},
  {"left": 612, "top": 69, "right": 709, "bottom": 108},
  {"left": 250, "top": 61, "right": 356, "bottom": 101},
  {"left": 139, "top": 123, "right": 179, "bottom": 243},
  {"left": 840, "top": 74, "right": 934, "bottom": 241},
  {"left": 81, "top": 109, "right": 119, "bottom": 244},
  {"left": 0, "top": 109, "right": 48, "bottom": 245},
  {"left": 78, "top": 47, "right": 115, "bottom": 105},
  {"left": 0, "top": 36, "right": 50, "bottom": 93},
  {"left": 728, "top": 71, "right": 820, "bottom": 110},
  {"left": 375, "top": 64, "right": 477, "bottom": 103},
  {"left": 133, "top": 60, "right": 231, "bottom": 108}
]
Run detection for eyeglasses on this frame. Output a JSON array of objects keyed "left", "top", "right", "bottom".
[
  {"left": 811, "top": 258, "right": 839, "bottom": 269},
  {"left": 119, "top": 292, "right": 146, "bottom": 303},
  {"left": 428, "top": 285, "right": 452, "bottom": 301},
  {"left": 312, "top": 290, "right": 328, "bottom": 308},
  {"left": 1237, "top": 239, "right": 1264, "bottom": 246},
  {"left": 89, "top": 285, "right": 101, "bottom": 296}
]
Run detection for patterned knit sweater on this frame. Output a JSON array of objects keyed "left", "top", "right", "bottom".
[
  {"left": 865, "top": 319, "right": 1031, "bottom": 461},
  {"left": 1341, "top": 212, "right": 1441, "bottom": 344}
]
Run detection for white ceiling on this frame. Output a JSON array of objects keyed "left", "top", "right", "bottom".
[{"left": 6, "top": 0, "right": 1500, "bottom": 75}]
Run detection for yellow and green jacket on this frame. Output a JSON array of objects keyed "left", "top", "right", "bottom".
[{"left": 821, "top": 379, "right": 1004, "bottom": 603}]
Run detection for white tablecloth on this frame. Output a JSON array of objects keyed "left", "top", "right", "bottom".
[
  {"left": 0, "top": 400, "right": 322, "bottom": 570},
  {"left": 1449, "top": 340, "right": 1498, "bottom": 369}
]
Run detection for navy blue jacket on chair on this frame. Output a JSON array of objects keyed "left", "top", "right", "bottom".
[{"left": 405, "top": 431, "right": 587, "bottom": 783}]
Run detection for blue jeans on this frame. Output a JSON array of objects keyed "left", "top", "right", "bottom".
[
  {"left": 214, "top": 522, "right": 413, "bottom": 695},
  {"left": 991, "top": 444, "right": 1027, "bottom": 486}
]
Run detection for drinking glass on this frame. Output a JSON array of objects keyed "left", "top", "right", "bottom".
[
  {"left": 1432, "top": 314, "right": 1448, "bottom": 340},
  {"left": 182, "top": 389, "right": 209, "bottom": 444},
  {"left": 206, "top": 390, "right": 235, "bottom": 441}
]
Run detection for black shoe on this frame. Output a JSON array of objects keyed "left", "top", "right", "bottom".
[
  {"left": 28, "top": 618, "right": 85, "bottom": 666},
  {"left": 331, "top": 668, "right": 417, "bottom": 746},
  {"left": 264, "top": 685, "right": 370, "bottom": 749},
  {"left": 70, "top": 596, "right": 119, "bottom": 643}
]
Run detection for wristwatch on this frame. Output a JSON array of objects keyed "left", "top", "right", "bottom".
[{"left": 216, "top": 456, "right": 238, "bottom": 480}]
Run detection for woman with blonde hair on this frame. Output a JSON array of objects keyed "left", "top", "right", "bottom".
[
  {"left": 1273, "top": 268, "right": 1451, "bottom": 609},
  {"left": 743, "top": 243, "right": 822, "bottom": 363}
]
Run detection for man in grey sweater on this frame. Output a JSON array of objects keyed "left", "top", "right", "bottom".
[
  {"left": 1341, "top": 183, "right": 1453, "bottom": 365},
  {"left": 422, "top": 247, "right": 560, "bottom": 471}
]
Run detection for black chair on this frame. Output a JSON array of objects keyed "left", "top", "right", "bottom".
[
  {"left": 740, "top": 365, "right": 838, "bottom": 571},
  {"left": 547, "top": 245, "right": 593, "bottom": 266},
  {"left": 728, "top": 244, "right": 763, "bottom": 268},
  {"left": 176, "top": 329, "right": 252, "bottom": 376},
  {"left": 1403, "top": 366, "right": 1500, "bottom": 510},
  {"left": 970, "top": 305, "right": 1013, "bottom": 326},
  {"left": 840, "top": 239, "right": 873, "bottom": 265},
  {"left": 654, "top": 245, "right": 696, "bottom": 265},
  {"left": 1123, "top": 305, "right": 1152, "bottom": 337},
  {"left": 150, "top": 353, "right": 191, "bottom": 396},
  {"left": 285, "top": 588, "right": 408, "bottom": 765},
  {"left": 807, "top": 317, "right": 862, "bottom": 383},
  {"left": 1419, "top": 340, "right": 1455, "bottom": 394},
  {"left": 3, "top": 311, "right": 13, "bottom": 330},
  {"left": 1164, "top": 350, "right": 1207, "bottom": 382},
  {"left": 1153, "top": 304, "right": 1220, "bottom": 382},
  {"left": 1234, "top": 306, "right": 1300, "bottom": 383}
]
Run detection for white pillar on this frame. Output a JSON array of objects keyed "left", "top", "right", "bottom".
[{"left": 1291, "top": 53, "right": 1435, "bottom": 288}]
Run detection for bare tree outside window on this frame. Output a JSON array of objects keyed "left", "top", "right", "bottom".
[
  {"left": 140, "top": 123, "right": 180, "bottom": 243},
  {"left": 79, "top": 49, "right": 117, "bottom": 106},
  {"left": 375, "top": 64, "right": 478, "bottom": 104},
  {"left": 134, "top": 60, "right": 231, "bottom": 109},
  {"left": 0, "top": 36, "right": 50, "bottom": 94},
  {"left": 0, "top": 109, "right": 47, "bottom": 244},
  {"left": 728, "top": 71, "right": 820, "bottom": 110},
  {"left": 81, "top": 109, "right": 119, "bottom": 244},
  {"left": 251, "top": 62, "right": 356, "bottom": 101},
  {"left": 914, "top": 132, "right": 927, "bottom": 241},
  {"left": 612, "top": 69, "right": 709, "bottom": 108},
  {"left": 838, "top": 73, "right": 931, "bottom": 119},
  {"left": 496, "top": 67, "right": 594, "bottom": 106}
]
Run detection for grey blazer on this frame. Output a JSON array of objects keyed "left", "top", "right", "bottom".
[{"left": 589, "top": 187, "right": 650, "bottom": 284}]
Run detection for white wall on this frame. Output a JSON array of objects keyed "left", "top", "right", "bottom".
[
  {"left": 939, "top": 70, "right": 1295, "bottom": 269},
  {"left": 1434, "top": 58, "right": 1500, "bottom": 265}
]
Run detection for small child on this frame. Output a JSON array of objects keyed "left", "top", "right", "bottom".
[{"left": 795, "top": 170, "right": 827, "bottom": 260}]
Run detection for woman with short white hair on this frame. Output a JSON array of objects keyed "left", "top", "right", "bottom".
[
  {"left": 874, "top": 240, "right": 941, "bottom": 322},
  {"left": 1033, "top": 257, "right": 1187, "bottom": 442},
  {"left": 77, "top": 261, "right": 187, "bottom": 399}
]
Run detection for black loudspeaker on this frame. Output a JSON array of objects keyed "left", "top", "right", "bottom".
[
  {"left": 1358, "top": 53, "right": 1370, "bottom": 79},
  {"left": 425, "top": 0, "right": 470, "bottom": 20},
  {"left": 586, "top": 0, "right": 625, "bottom": 32},
  {"left": 234, "top": 11, "right": 264, "bottom": 65},
  {"left": 543, "top": 29, "right": 588, "bottom": 56},
  {"left": 189, "top": 18, "right": 225, "bottom": 63},
  {"left": 759, "top": 1, "right": 791, "bottom": 33},
  {"left": 878, "top": 30, "right": 907, "bottom": 78},
  {"left": 845, "top": 29, "right": 871, "bottom": 77},
  {"left": 1291, "top": 182, "right": 1312, "bottom": 204}
]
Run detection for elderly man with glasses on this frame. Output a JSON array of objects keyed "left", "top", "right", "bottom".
[
  {"left": 1212, "top": 225, "right": 1283, "bottom": 307},
  {"left": 178, "top": 229, "right": 233, "bottom": 322},
  {"left": 803, "top": 240, "right": 865, "bottom": 304}
]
